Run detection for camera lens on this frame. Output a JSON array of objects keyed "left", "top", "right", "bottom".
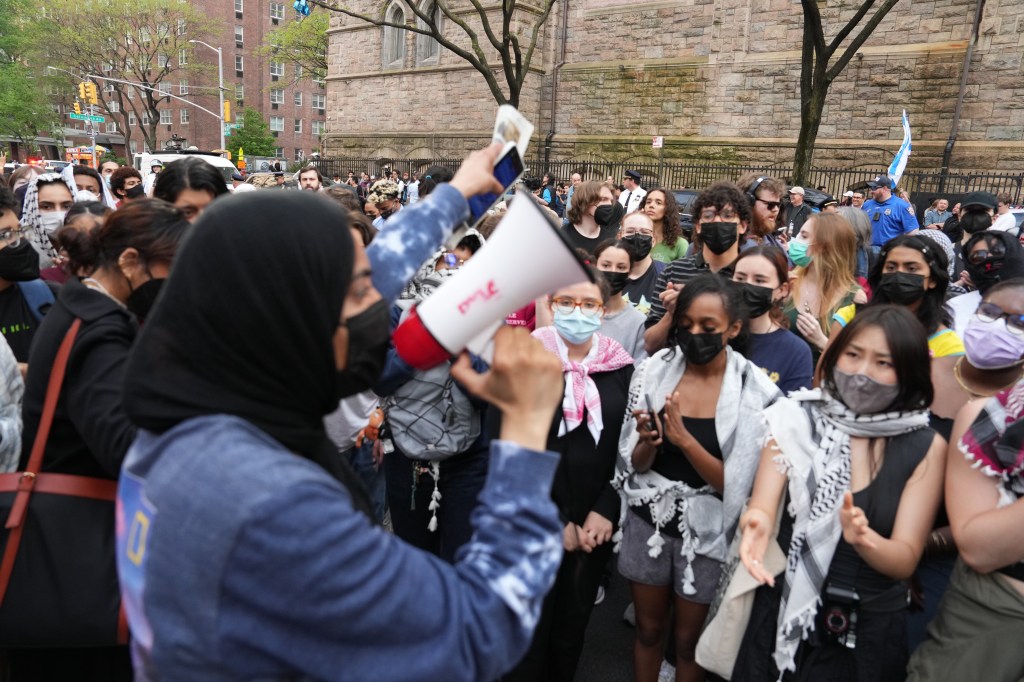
[{"left": 825, "top": 608, "right": 849, "bottom": 634}]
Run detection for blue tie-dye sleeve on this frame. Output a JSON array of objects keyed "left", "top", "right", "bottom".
[
  {"left": 367, "top": 183, "right": 469, "bottom": 304},
  {"left": 217, "top": 439, "right": 563, "bottom": 682}
]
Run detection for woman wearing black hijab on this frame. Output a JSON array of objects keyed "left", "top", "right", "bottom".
[{"left": 116, "top": 190, "right": 570, "bottom": 682}]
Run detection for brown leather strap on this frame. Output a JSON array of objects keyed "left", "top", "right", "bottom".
[
  {"left": 0, "top": 318, "right": 82, "bottom": 606},
  {"left": 0, "top": 472, "right": 117, "bottom": 501}
]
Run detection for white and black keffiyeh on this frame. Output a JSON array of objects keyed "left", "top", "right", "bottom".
[
  {"left": 20, "top": 172, "right": 75, "bottom": 266},
  {"left": 764, "top": 388, "right": 929, "bottom": 675},
  {"left": 612, "top": 346, "right": 782, "bottom": 595}
]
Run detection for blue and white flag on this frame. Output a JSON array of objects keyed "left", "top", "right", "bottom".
[{"left": 887, "top": 110, "right": 912, "bottom": 187}]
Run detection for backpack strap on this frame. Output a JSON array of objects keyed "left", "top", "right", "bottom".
[{"left": 15, "top": 280, "right": 55, "bottom": 325}]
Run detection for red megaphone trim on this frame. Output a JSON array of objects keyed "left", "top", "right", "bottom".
[{"left": 392, "top": 305, "right": 453, "bottom": 370}]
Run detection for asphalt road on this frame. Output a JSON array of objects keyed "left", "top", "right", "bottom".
[{"left": 574, "top": 568, "right": 636, "bottom": 682}]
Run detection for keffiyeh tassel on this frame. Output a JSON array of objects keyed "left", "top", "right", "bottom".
[{"left": 426, "top": 462, "right": 442, "bottom": 533}]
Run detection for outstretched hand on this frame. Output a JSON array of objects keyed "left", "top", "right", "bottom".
[{"left": 739, "top": 507, "right": 775, "bottom": 586}]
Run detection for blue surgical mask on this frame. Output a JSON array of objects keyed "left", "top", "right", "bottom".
[
  {"left": 789, "top": 239, "right": 813, "bottom": 268},
  {"left": 553, "top": 307, "right": 602, "bottom": 345}
]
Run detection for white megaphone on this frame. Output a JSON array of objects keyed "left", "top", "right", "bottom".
[{"left": 393, "top": 195, "right": 594, "bottom": 369}]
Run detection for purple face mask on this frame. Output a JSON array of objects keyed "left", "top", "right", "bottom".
[{"left": 963, "top": 316, "right": 1024, "bottom": 370}]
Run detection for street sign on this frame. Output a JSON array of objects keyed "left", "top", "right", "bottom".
[
  {"left": 70, "top": 113, "right": 105, "bottom": 123},
  {"left": 652, "top": 136, "right": 664, "bottom": 149}
]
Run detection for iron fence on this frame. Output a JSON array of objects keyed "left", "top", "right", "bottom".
[{"left": 312, "top": 157, "right": 1024, "bottom": 205}]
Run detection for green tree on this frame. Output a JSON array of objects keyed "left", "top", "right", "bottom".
[
  {"left": 230, "top": 107, "right": 277, "bottom": 161},
  {"left": 39, "top": 0, "right": 214, "bottom": 155},
  {"left": 0, "top": 63, "right": 60, "bottom": 150},
  {"left": 262, "top": 13, "right": 328, "bottom": 85},
  {"left": 793, "top": 0, "right": 902, "bottom": 183},
  {"left": 324, "top": 0, "right": 557, "bottom": 107}
]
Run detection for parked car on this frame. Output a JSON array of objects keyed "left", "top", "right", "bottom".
[
  {"left": 673, "top": 189, "right": 699, "bottom": 241},
  {"left": 244, "top": 172, "right": 298, "bottom": 190},
  {"left": 132, "top": 150, "right": 239, "bottom": 190},
  {"left": 1011, "top": 208, "right": 1024, "bottom": 230}
]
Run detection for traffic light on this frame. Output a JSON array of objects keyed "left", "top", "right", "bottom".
[
  {"left": 223, "top": 100, "right": 231, "bottom": 122},
  {"left": 74, "top": 101, "right": 81, "bottom": 115},
  {"left": 78, "top": 82, "right": 88, "bottom": 99},
  {"left": 85, "top": 82, "right": 98, "bottom": 105}
]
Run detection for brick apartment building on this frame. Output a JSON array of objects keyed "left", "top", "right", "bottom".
[{"left": 53, "top": 0, "right": 327, "bottom": 166}]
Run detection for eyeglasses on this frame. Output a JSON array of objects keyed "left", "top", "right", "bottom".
[
  {"left": 756, "top": 199, "right": 781, "bottom": 211},
  {"left": 699, "top": 208, "right": 739, "bottom": 222},
  {"left": 621, "top": 228, "right": 654, "bottom": 237},
  {"left": 551, "top": 297, "right": 603, "bottom": 317},
  {"left": 976, "top": 302, "right": 1024, "bottom": 335},
  {"left": 0, "top": 228, "right": 24, "bottom": 246},
  {"left": 967, "top": 246, "right": 1006, "bottom": 265}
]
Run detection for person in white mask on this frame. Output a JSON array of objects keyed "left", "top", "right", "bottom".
[{"left": 20, "top": 172, "right": 76, "bottom": 267}]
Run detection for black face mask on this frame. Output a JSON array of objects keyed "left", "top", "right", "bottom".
[
  {"left": 337, "top": 299, "right": 391, "bottom": 398},
  {"left": 594, "top": 203, "right": 624, "bottom": 230},
  {"left": 736, "top": 282, "right": 775, "bottom": 318},
  {"left": 877, "top": 272, "right": 926, "bottom": 305},
  {"left": 126, "top": 278, "right": 165, "bottom": 322},
  {"left": 676, "top": 329, "right": 725, "bottom": 365},
  {"left": 621, "top": 234, "right": 653, "bottom": 261},
  {"left": 967, "top": 256, "right": 1006, "bottom": 294},
  {"left": 700, "top": 222, "right": 739, "bottom": 255},
  {"left": 125, "top": 185, "right": 146, "bottom": 199},
  {"left": 0, "top": 240, "right": 41, "bottom": 282},
  {"left": 602, "top": 270, "right": 629, "bottom": 295}
]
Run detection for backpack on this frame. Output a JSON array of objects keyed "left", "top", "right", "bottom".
[
  {"left": 383, "top": 361, "right": 481, "bottom": 462},
  {"left": 16, "top": 280, "right": 55, "bottom": 324}
]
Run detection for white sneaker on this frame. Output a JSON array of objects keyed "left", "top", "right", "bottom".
[{"left": 657, "top": 659, "right": 676, "bottom": 682}]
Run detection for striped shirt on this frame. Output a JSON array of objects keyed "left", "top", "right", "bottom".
[{"left": 645, "top": 254, "right": 736, "bottom": 328}]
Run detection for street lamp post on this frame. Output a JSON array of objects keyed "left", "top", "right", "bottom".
[{"left": 189, "top": 40, "right": 225, "bottom": 152}]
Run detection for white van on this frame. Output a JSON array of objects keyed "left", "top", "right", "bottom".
[{"left": 133, "top": 151, "right": 239, "bottom": 190}]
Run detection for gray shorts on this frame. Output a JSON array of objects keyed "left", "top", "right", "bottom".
[{"left": 616, "top": 510, "right": 723, "bottom": 604}]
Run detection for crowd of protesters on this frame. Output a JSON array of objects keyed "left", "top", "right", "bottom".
[{"left": 0, "top": 149, "right": 1021, "bottom": 682}]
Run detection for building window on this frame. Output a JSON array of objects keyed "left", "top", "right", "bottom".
[
  {"left": 179, "top": 48, "right": 188, "bottom": 66},
  {"left": 179, "top": 80, "right": 189, "bottom": 95},
  {"left": 235, "top": 55, "right": 244, "bottom": 74},
  {"left": 104, "top": 82, "right": 116, "bottom": 93},
  {"left": 235, "top": 25, "right": 243, "bottom": 47},
  {"left": 180, "top": 108, "right": 189, "bottom": 124},
  {"left": 270, "top": 89, "right": 283, "bottom": 105},
  {"left": 51, "top": 104, "right": 61, "bottom": 115},
  {"left": 294, "top": 118, "right": 302, "bottom": 133},
  {"left": 294, "top": 91, "right": 302, "bottom": 106},
  {"left": 274, "top": 147, "right": 284, "bottom": 159},
  {"left": 142, "top": 112, "right": 150, "bottom": 125},
  {"left": 234, "top": 0, "right": 243, "bottom": 14},
  {"left": 312, "top": 120, "right": 325, "bottom": 135},
  {"left": 270, "top": 116, "right": 284, "bottom": 132},
  {"left": 108, "top": 101, "right": 120, "bottom": 113},
  {"left": 235, "top": 84, "right": 244, "bottom": 103},
  {"left": 159, "top": 109, "right": 172, "bottom": 125},
  {"left": 126, "top": 87, "right": 134, "bottom": 100},
  {"left": 128, "top": 112, "right": 137, "bottom": 126},
  {"left": 382, "top": 3, "right": 406, "bottom": 68},
  {"left": 313, "top": 74, "right": 325, "bottom": 88},
  {"left": 106, "top": 122, "right": 117, "bottom": 133},
  {"left": 270, "top": 61, "right": 283, "bottom": 79},
  {"left": 158, "top": 53, "right": 169, "bottom": 68},
  {"left": 295, "top": 148, "right": 305, "bottom": 162},
  {"left": 130, "top": 140, "right": 138, "bottom": 154},
  {"left": 157, "top": 83, "right": 171, "bottom": 96},
  {"left": 312, "top": 94, "right": 325, "bottom": 111},
  {"left": 270, "top": 2, "right": 284, "bottom": 20},
  {"left": 294, "top": 64, "right": 303, "bottom": 79},
  {"left": 416, "top": 4, "right": 441, "bottom": 64},
  {"left": 176, "top": 18, "right": 186, "bottom": 35}
]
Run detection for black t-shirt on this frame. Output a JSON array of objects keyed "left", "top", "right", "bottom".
[
  {"left": 562, "top": 224, "right": 618, "bottom": 256},
  {"left": 622, "top": 260, "right": 665, "bottom": 315},
  {"left": 0, "top": 284, "right": 40, "bottom": 363}
]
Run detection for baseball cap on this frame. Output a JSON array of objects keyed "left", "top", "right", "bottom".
[
  {"left": 866, "top": 174, "right": 894, "bottom": 189},
  {"left": 960, "top": 191, "right": 998, "bottom": 211},
  {"left": 788, "top": 186, "right": 804, "bottom": 196},
  {"left": 151, "top": 161, "right": 163, "bottom": 168},
  {"left": 843, "top": 190, "right": 854, "bottom": 198}
]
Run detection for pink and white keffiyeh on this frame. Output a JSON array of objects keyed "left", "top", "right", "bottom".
[{"left": 532, "top": 326, "right": 633, "bottom": 443}]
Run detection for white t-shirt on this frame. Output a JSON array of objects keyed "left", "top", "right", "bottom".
[{"left": 991, "top": 212, "right": 1018, "bottom": 233}]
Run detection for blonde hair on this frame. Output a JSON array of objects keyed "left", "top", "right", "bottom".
[{"left": 791, "top": 213, "right": 859, "bottom": 331}]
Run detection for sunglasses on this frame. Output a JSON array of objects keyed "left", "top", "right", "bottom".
[
  {"left": 756, "top": 199, "right": 782, "bottom": 211},
  {"left": 967, "top": 247, "right": 1006, "bottom": 265},
  {"left": 976, "top": 302, "right": 1024, "bottom": 335}
]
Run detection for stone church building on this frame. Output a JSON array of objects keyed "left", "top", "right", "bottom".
[{"left": 323, "top": 0, "right": 1023, "bottom": 170}]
